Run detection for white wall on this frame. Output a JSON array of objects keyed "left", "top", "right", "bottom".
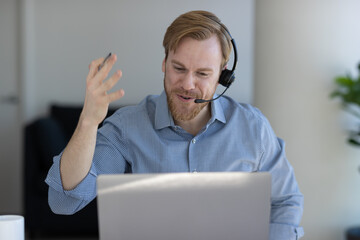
[
  {"left": 22, "top": 0, "right": 254, "bottom": 122},
  {"left": 254, "top": 1, "right": 360, "bottom": 239}
]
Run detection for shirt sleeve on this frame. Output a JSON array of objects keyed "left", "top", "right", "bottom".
[
  {"left": 270, "top": 223, "right": 304, "bottom": 240},
  {"left": 45, "top": 151, "right": 98, "bottom": 215},
  {"left": 258, "top": 116, "right": 304, "bottom": 239},
  {"left": 45, "top": 120, "right": 130, "bottom": 215}
]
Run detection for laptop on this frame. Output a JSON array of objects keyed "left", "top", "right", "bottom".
[{"left": 97, "top": 172, "right": 271, "bottom": 240}]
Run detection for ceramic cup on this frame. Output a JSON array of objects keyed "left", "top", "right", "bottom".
[{"left": 0, "top": 215, "right": 24, "bottom": 240}]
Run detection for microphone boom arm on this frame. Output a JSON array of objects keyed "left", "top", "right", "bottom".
[{"left": 194, "top": 86, "right": 230, "bottom": 103}]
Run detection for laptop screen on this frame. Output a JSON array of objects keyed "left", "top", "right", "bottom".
[{"left": 97, "top": 172, "right": 271, "bottom": 240}]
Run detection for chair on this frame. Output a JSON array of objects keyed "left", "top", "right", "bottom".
[{"left": 24, "top": 104, "right": 117, "bottom": 238}]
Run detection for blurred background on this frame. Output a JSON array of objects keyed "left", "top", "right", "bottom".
[{"left": 1, "top": 0, "right": 360, "bottom": 239}]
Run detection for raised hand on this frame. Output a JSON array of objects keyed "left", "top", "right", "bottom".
[{"left": 80, "top": 54, "right": 125, "bottom": 127}]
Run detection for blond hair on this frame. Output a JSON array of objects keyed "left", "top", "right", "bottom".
[{"left": 163, "top": 10, "right": 232, "bottom": 68}]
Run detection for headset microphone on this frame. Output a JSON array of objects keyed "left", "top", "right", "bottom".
[
  {"left": 194, "top": 32, "right": 238, "bottom": 103},
  {"left": 194, "top": 87, "right": 230, "bottom": 103}
]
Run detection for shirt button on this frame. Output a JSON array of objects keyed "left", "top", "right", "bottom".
[{"left": 192, "top": 139, "right": 196, "bottom": 144}]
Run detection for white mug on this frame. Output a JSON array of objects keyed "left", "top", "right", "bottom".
[{"left": 0, "top": 215, "right": 24, "bottom": 240}]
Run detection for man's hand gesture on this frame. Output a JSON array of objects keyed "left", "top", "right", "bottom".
[{"left": 81, "top": 53, "right": 124, "bottom": 127}]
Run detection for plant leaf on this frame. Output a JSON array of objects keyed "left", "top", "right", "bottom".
[
  {"left": 335, "top": 76, "right": 354, "bottom": 86},
  {"left": 348, "top": 138, "right": 360, "bottom": 146}
]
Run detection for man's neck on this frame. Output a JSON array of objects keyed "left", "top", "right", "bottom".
[{"left": 174, "top": 104, "right": 212, "bottom": 136}]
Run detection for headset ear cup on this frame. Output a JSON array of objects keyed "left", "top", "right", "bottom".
[{"left": 219, "top": 69, "right": 235, "bottom": 87}]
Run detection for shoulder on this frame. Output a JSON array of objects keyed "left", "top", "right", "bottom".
[
  {"left": 220, "top": 96, "right": 279, "bottom": 149},
  {"left": 219, "top": 95, "right": 268, "bottom": 124}
]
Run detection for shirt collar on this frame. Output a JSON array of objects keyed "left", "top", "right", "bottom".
[
  {"left": 154, "top": 91, "right": 226, "bottom": 130},
  {"left": 210, "top": 94, "right": 227, "bottom": 125},
  {"left": 155, "top": 91, "right": 174, "bottom": 129}
]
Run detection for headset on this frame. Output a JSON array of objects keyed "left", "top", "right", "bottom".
[{"left": 194, "top": 18, "right": 238, "bottom": 103}]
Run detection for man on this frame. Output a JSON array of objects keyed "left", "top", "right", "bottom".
[{"left": 46, "top": 10, "right": 304, "bottom": 239}]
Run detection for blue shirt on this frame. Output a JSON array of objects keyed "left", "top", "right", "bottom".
[{"left": 45, "top": 91, "right": 304, "bottom": 239}]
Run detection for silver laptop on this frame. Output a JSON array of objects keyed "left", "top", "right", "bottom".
[{"left": 97, "top": 172, "right": 271, "bottom": 240}]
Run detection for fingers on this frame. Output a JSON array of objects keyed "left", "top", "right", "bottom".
[
  {"left": 87, "top": 58, "right": 104, "bottom": 80},
  {"left": 101, "top": 70, "right": 122, "bottom": 92},
  {"left": 93, "top": 69, "right": 124, "bottom": 104},
  {"left": 94, "top": 54, "right": 117, "bottom": 81},
  {"left": 96, "top": 54, "right": 116, "bottom": 73},
  {"left": 107, "top": 89, "right": 125, "bottom": 103},
  {"left": 86, "top": 54, "right": 117, "bottom": 85}
]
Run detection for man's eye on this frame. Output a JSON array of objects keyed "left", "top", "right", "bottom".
[
  {"left": 198, "top": 72, "right": 209, "bottom": 77},
  {"left": 174, "top": 67, "right": 185, "bottom": 72}
]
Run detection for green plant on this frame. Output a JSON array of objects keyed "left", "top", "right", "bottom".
[{"left": 330, "top": 62, "right": 360, "bottom": 146}]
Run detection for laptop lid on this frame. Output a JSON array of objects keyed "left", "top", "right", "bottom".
[{"left": 97, "top": 172, "right": 271, "bottom": 240}]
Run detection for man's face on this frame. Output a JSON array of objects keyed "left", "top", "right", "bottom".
[{"left": 162, "top": 35, "right": 223, "bottom": 122}]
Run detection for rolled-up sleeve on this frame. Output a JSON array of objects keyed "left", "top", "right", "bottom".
[
  {"left": 270, "top": 223, "right": 304, "bottom": 240},
  {"left": 258, "top": 116, "right": 304, "bottom": 239},
  {"left": 45, "top": 152, "right": 98, "bottom": 215}
]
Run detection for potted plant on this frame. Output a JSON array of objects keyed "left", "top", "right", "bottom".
[
  {"left": 331, "top": 62, "right": 360, "bottom": 240},
  {"left": 330, "top": 62, "right": 360, "bottom": 146}
]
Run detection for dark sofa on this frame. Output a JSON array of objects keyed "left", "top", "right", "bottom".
[{"left": 24, "top": 104, "right": 117, "bottom": 238}]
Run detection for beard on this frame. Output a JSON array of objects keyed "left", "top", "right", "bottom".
[{"left": 164, "top": 77, "right": 210, "bottom": 122}]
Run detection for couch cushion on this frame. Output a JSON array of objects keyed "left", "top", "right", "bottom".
[
  {"left": 50, "top": 105, "right": 83, "bottom": 141},
  {"left": 50, "top": 104, "right": 118, "bottom": 140},
  {"left": 33, "top": 117, "right": 67, "bottom": 171}
]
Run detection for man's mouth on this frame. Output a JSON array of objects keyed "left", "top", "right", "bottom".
[
  {"left": 177, "top": 94, "right": 196, "bottom": 102},
  {"left": 181, "top": 95, "right": 191, "bottom": 100}
]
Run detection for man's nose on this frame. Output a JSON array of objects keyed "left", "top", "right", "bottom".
[{"left": 182, "top": 72, "right": 196, "bottom": 90}]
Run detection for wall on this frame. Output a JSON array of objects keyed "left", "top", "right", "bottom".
[
  {"left": 254, "top": 0, "right": 360, "bottom": 239},
  {"left": 0, "top": 0, "right": 254, "bottom": 216},
  {"left": 22, "top": 0, "right": 254, "bottom": 122},
  {"left": 0, "top": 0, "right": 22, "bottom": 214}
]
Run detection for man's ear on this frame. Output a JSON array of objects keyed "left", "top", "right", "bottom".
[{"left": 162, "top": 58, "right": 166, "bottom": 73}]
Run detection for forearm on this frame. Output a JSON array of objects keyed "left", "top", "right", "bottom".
[
  {"left": 60, "top": 117, "right": 98, "bottom": 190},
  {"left": 60, "top": 54, "right": 123, "bottom": 190}
]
